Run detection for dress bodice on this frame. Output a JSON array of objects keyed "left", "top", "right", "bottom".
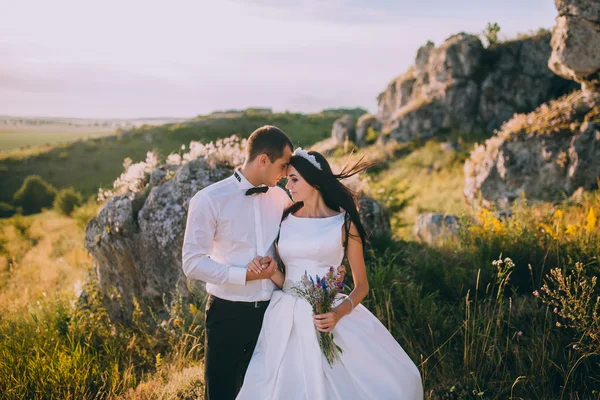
[{"left": 278, "top": 211, "right": 346, "bottom": 282}]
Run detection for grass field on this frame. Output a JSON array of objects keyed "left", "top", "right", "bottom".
[
  {"left": 0, "top": 117, "right": 188, "bottom": 152},
  {"left": 0, "top": 118, "right": 598, "bottom": 399},
  {"left": 0, "top": 129, "right": 117, "bottom": 152}
]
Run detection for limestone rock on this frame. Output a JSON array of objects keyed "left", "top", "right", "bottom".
[
  {"left": 413, "top": 213, "right": 460, "bottom": 244},
  {"left": 85, "top": 159, "right": 232, "bottom": 321},
  {"left": 358, "top": 195, "right": 391, "bottom": 236},
  {"left": 332, "top": 115, "right": 356, "bottom": 144},
  {"left": 549, "top": 0, "right": 600, "bottom": 90},
  {"left": 376, "top": 32, "right": 576, "bottom": 143},
  {"left": 464, "top": 90, "right": 600, "bottom": 207},
  {"left": 355, "top": 114, "right": 381, "bottom": 145}
]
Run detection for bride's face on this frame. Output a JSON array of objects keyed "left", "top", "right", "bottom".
[{"left": 285, "top": 165, "right": 315, "bottom": 202}]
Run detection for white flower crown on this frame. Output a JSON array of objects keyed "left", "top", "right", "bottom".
[{"left": 293, "top": 147, "right": 322, "bottom": 170}]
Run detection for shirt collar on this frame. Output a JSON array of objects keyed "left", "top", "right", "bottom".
[{"left": 233, "top": 169, "right": 261, "bottom": 191}]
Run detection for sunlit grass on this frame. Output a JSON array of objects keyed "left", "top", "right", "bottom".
[
  {"left": 0, "top": 132, "right": 598, "bottom": 399},
  {"left": 0, "top": 210, "right": 91, "bottom": 315}
]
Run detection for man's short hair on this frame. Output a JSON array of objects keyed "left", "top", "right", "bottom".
[{"left": 246, "top": 125, "right": 294, "bottom": 163}]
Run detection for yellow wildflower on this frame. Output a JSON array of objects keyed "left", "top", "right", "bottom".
[
  {"left": 538, "top": 223, "right": 557, "bottom": 239},
  {"left": 565, "top": 224, "right": 578, "bottom": 236},
  {"left": 584, "top": 208, "right": 597, "bottom": 232},
  {"left": 554, "top": 209, "right": 563, "bottom": 219}
]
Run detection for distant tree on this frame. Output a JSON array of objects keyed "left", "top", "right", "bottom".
[
  {"left": 12, "top": 175, "right": 57, "bottom": 215},
  {"left": 0, "top": 202, "right": 16, "bottom": 218},
  {"left": 53, "top": 188, "right": 83, "bottom": 216},
  {"left": 483, "top": 22, "right": 501, "bottom": 47}
]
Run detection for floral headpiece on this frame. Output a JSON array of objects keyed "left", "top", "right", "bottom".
[{"left": 293, "top": 147, "right": 322, "bottom": 170}]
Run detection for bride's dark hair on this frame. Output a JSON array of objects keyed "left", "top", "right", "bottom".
[{"left": 282, "top": 150, "right": 377, "bottom": 248}]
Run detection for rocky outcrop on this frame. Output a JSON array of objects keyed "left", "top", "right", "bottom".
[
  {"left": 85, "top": 159, "right": 233, "bottom": 321},
  {"left": 376, "top": 32, "right": 576, "bottom": 143},
  {"left": 84, "top": 137, "right": 390, "bottom": 322},
  {"left": 548, "top": 0, "right": 600, "bottom": 91},
  {"left": 355, "top": 114, "right": 381, "bottom": 145},
  {"left": 331, "top": 115, "right": 356, "bottom": 144},
  {"left": 464, "top": 1, "right": 600, "bottom": 208},
  {"left": 359, "top": 196, "right": 391, "bottom": 236},
  {"left": 464, "top": 90, "right": 600, "bottom": 207},
  {"left": 413, "top": 213, "right": 460, "bottom": 244}
]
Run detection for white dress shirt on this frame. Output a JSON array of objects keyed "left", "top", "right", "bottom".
[{"left": 182, "top": 169, "right": 292, "bottom": 302}]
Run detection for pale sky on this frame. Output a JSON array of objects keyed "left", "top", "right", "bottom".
[{"left": 0, "top": 0, "right": 557, "bottom": 118}]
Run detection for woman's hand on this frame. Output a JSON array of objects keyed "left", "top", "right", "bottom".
[
  {"left": 246, "top": 256, "right": 277, "bottom": 280},
  {"left": 313, "top": 308, "right": 343, "bottom": 333},
  {"left": 313, "top": 298, "right": 354, "bottom": 332},
  {"left": 246, "top": 256, "right": 264, "bottom": 274}
]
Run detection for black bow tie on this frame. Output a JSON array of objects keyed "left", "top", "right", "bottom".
[{"left": 245, "top": 186, "right": 269, "bottom": 196}]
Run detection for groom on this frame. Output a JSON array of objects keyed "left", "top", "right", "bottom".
[{"left": 182, "top": 125, "right": 295, "bottom": 400}]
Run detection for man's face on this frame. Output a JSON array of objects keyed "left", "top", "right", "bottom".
[{"left": 263, "top": 145, "right": 293, "bottom": 186}]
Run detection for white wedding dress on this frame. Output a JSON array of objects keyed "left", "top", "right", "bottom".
[{"left": 236, "top": 212, "right": 423, "bottom": 400}]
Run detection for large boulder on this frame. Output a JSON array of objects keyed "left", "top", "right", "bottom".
[
  {"left": 85, "top": 158, "right": 233, "bottom": 321},
  {"left": 464, "top": 90, "right": 600, "bottom": 208},
  {"left": 548, "top": 0, "right": 600, "bottom": 91},
  {"left": 331, "top": 115, "right": 356, "bottom": 144},
  {"left": 359, "top": 196, "right": 391, "bottom": 236},
  {"left": 376, "top": 32, "right": 576, "bottom": 143},
  {"left": 464, "top": 2, "right": 600, "bottom": 208},
  {"left": 84, "top": 137, "right": 390, "bottom": 322},
  {"left": 355, "top": 114, "right": 381, "bottom": 145},
  {"left": 413, "top": 213, "right": 460, "bottom": 244}
]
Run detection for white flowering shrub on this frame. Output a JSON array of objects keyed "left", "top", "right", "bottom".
[
  {"left": 98, "top": 135, "right": 246, "bottom": 201},
  {"left": 182, "top": 135, "right": 246, "bottom": 166}
]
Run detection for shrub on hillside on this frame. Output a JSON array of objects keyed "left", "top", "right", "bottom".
[
  {"left": 53, "top": 188, "right": 83, "bottom": 216},
  {"left": 12, "top": 175, "right": 57, "bottom": 215},
  {"left": 483, "top": 22, "right": 501, "bottom": 47},
  {"left": 72, "top": 198, "right": 100, "bottom": 229},
  {"left": 0, "top": 202, "right": 16, "bottom": 218}
]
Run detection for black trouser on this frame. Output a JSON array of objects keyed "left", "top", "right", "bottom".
[{"left": 204, "top": 294, "right": 269, "bottom": 400}]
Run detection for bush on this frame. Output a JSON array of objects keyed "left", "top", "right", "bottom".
[
  {"left": 12, "top": 175, "right": 57, "bottom": 215},
  {"left": 72, "top": 198, "right": 100, "bottom": 229},
  {"left": 483, "top": 22, "right": 501, "bottom": 47},
  {"left": 0, "top": 202, "right": 16, "bottom": 218},
  {"left": 365, "top": 127, "right": 379, "bottom": 145},
  {"left": 53, "top": 188, "right": 83, "bottom": 216}
]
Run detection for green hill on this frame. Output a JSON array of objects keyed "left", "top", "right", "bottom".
[{"left": 0, "top": 111, "right": 341, "bottom": 204}]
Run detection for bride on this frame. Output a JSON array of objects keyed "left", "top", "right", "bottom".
[{"left": 236, "top": 148, "right": 423, "bottom": 400}]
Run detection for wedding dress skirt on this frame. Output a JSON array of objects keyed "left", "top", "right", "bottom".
[{"left": 236, "top": 213, "right": 423, "bottom": 400}]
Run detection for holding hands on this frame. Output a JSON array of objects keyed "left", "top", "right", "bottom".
[{"left": 246, "top": 255, "right": 278, "bottom": 280}]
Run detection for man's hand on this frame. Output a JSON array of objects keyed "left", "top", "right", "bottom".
[{"left": 246, "top": 256, "right": 278, "bottom": 281}]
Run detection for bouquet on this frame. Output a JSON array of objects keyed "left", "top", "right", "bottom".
[{"left": 292, "top": 266, "right": 344, "bottom": 366}]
